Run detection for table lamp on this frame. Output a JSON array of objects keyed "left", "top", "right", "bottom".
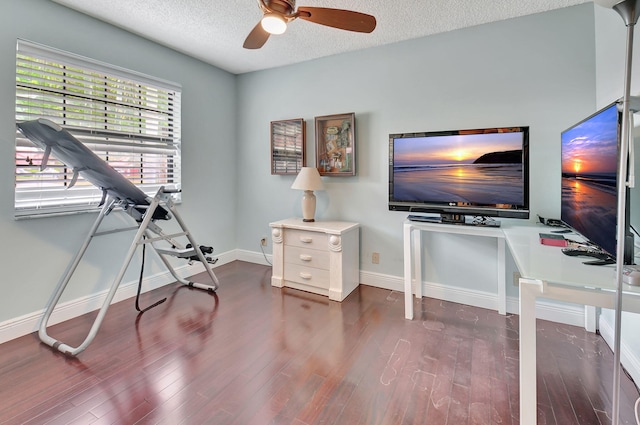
[{"left": 291, "top": 167, "right": 324, "bottom": 222}]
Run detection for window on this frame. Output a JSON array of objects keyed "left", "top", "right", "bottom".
[{"left": 15, "top": 39, "right": 182, "bottom": 218}]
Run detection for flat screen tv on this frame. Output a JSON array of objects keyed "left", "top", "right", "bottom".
[
  {"left": 561, "top": 101, "right": 634, "bottom": 264},
  {"left": 388, "top": 126, "right": 530, "bottom": 224}
]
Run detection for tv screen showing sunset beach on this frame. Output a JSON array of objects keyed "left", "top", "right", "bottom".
[
  {"left": 561, "top": 103, "right": 618, "bottom": 255},
  {"left": 392, "top": 130, "right": 525, "bottom": 206}
]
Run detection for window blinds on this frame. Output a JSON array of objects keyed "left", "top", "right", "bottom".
[{"left": 15, "top": 39, "right": 182, "bottom": 218}]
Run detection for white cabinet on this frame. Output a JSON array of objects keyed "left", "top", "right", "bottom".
[{"left": 269, "top": 218, "right": 360, "bottom": 301}]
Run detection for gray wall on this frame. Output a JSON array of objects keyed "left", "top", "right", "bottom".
[
  {"left": 0, "top": 0, "right": 237, "bottom": 323},
  {"left": 236, "top": 4, "right": 596, "bottom": 298}
]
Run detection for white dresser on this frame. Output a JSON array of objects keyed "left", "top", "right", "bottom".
[{"left": 269, "top": 218, "right": 360, "bottom": 301}]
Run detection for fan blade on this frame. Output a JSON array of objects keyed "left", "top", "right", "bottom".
[
  {"left": 297, "top": 7, "right": 376, "bottom": 33},
  {"left": 243, "top": 22, "right": 270, "bottom": 49}
]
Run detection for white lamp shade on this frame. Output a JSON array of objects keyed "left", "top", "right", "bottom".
[{"left": 291, "top": 167, "right": 324, "bottom": 191}]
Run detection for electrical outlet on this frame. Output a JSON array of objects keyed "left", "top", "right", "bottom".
[
  {"left": 260, "top": 237, "right": 267, "bottom": 246},
  {"left": 372, "top": 252, "right": 380, "bottom": 264}
]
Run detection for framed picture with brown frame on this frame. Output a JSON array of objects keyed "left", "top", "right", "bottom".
[
  {"left": 270, "top": 118, "right": 305, "bottom": 175},
  {"left": 315, "top": 112, "right": 356, "bottom": 176}
]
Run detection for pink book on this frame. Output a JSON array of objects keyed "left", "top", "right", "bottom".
[{"left": 539, "top": 233, "right": 568, "bottom": 247}]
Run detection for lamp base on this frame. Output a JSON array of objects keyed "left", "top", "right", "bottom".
[
  {"left": 302, "top": 218, "right": 315, "bottom": 222},
  {"left": 301, "top": 190, "right": 317, "bottom": 222}
]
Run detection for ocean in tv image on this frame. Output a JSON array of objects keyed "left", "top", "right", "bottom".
[
  {"left": 393, "top": 132, "right": 524, "bottom": 206},
  {"left": 561, "top": 104, "right": 618, "bottom": 255}
]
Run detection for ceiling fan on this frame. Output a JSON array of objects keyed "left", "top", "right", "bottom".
[{"left": 243, "top": 0, "right": 377, "bottom": 49}]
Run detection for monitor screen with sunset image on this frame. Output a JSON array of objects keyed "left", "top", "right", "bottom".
[
  {"left": 388, "top": 127, "right": 529, "bottom": 221},
  {"left": 561, "top": 102, "right": 622, "bottom": 258}
]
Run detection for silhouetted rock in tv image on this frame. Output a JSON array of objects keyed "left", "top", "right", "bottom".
[{"left": 473, "top": 149, "right": 522, "bottom": 164}]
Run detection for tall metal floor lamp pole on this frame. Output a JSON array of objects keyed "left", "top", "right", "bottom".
[{"left": 594, "top": 1, "right": 640, "bottom": 424}]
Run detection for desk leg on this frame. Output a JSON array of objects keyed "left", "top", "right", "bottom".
[
  {"left": 413, "top": 228, "right": 423, "bottom": 299},
  {"left": 497, "top": 238, "right": 506, "bottom": 315},
  {"left": 403, "top": 222, "right": 413, "bottom": 320},
  {"left": 520, "top": 278, "right": 542, "bottom": 425},
  {"left": 584, "top": 305, "right": 597, "bottom": 333}
]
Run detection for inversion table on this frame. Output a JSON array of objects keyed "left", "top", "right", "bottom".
[{"left": 17, "top": 118, "right": 219, "bottom": 356}]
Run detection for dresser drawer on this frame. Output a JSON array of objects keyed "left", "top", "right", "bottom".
[
  {"left": 284, "top": 263, "right": 330, "bottom": 289},
  {"left": 284, "top": 229, "right": 327, "bottom": 250},
  {"left": 285, "top": 245, "right": 330, "bottom": 270}
]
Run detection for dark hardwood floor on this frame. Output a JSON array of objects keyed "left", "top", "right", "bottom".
[{"left": 0, "top": 261, "right": 638, "bottom": 424}]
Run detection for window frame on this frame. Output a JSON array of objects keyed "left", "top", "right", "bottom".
[{"left": 15, "top": 39, "right": 182, "bottom": 219}]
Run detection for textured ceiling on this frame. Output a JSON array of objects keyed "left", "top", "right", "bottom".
[{"left": 50, "top": 0, "right": 590, "bottom": 75}]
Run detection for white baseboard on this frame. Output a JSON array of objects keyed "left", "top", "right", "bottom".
[
  {"left": 597, "top": 316, "right": 640, "bottom": 388},
  {"left": 358, "top": 269, "right": 402, "bottom": 292},
  {"left": 0, "top": 249, "right": 236, "bottom": 345},
  {"left": 359, "top": 269, "right": 585, "bottom": 327},
  {"left": 236, "top": 248, "right": 272, "bottom": 266}
]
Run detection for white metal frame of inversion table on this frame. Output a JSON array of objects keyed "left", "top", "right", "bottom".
[{"left": 38, "top": 187, "right": 219, "bottom": 357}]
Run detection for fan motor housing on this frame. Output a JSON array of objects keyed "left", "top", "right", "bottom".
[{"left": 263, "top": 0, "right": 296, "bottom": 15}]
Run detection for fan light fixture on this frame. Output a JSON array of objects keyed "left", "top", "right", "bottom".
[
  {"left": 244, "top": 0, "right": 376, "bottom": 49},
  {"left": 261, "top": 13, "right": 287, "bottom": 35}
]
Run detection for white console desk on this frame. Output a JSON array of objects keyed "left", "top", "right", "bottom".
[
  {"left": 403, "top": 220, "right": 640, "bottom": 424},
  {"left": 403, "top": 219, "right": 506, "bottom": 320},
  {"left": 503, "top": 224, "right": 640, "bottom": 425}
]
